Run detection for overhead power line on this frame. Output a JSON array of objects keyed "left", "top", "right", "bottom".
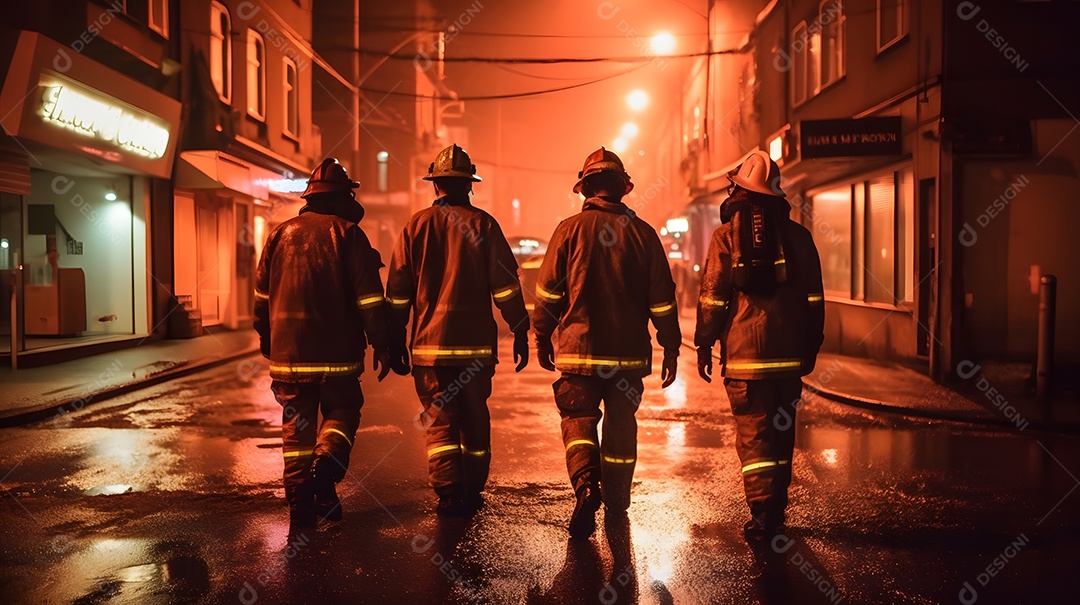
[
  {"left": 357, "top": 43, "right": 750, "bottom": 65},
  {"left": 360, "top": 64, "right": 649, "bottom": 101}
]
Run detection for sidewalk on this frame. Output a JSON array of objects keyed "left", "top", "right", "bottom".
[
  {"left": 676, "top": 312, "right": 1080, "bottom": 434},
  {"left": 0, "top": 329, "right": 259, "bottom": 426}
]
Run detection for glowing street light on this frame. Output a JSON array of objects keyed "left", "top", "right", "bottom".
[
  {"left": 626, "top": 89, "right": 649, "bottom": 112},
  {"left": 650, "top": 31, "right": 676, "bottom": 55},
  {"left": 620, "top": 122, "right": 640, "bottom": 139},
  {"left": 612, "top": 137, "right": 629, "bottom": 153}
]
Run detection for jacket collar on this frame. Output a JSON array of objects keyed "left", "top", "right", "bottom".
[
  {"left": 583, "top": 196, "right": 636, "bottom": 217},
  {"left": 299, "top": 196, "right": 366, "bottom": 223},
  {"left": 433, "top": 194, "right": 472, "bottom": 207}
]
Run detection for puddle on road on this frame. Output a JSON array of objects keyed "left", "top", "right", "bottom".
[{"left": 46, "top": 538, "right": 212, "bottom": 605}]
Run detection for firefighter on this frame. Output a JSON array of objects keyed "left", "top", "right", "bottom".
[
  {"left": 694, "top": 150, "right": 825, "bottom": 540},
  {"left": 254, "top": 158, "right": 391, "bottom": 529},
  {"left": 533, "top": 147, "right": 681, "bottom": 540},
  {"left": 387, "top": 144, "right": 530, "bottom": 517}
]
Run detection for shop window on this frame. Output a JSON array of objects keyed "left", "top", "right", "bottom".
[
  {"left": 877, "top": 0, "right": 907, "bottom": 52},
  {"left": 283, "top": 58, "right": 299, "bottom": 138},
  {"left": 812, "top": 187, "right": 853, "bottom": 295},
  {"left": 210, "top": 2, "right": 232, "bottom": 104},
  {"left": 149, "top": 0, "right": 169, "bottom": 38},
  {"left": 810, "top": 168, "right": 914, "bottom": 305},
  {"left": 246, "top": 30, "right": 265, "bottom": 120},
  {"left": 820, "top": 0, "right": 844, "bottom": 87}
]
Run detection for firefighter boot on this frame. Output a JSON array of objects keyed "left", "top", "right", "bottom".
[
  {"left": 311, "top": 457, "right": 343, "bottom": 522},
  {"left": 286, "top": 481, "right": 316, "bottom": 529},
  {"left": 568, "top": 483, "right": 602, "bottom": 540}
]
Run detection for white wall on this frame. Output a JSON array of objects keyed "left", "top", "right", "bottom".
[{"left": 25, "top": 170, "right": 139, "bottom": 335}]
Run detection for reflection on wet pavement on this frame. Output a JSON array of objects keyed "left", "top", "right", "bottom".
[{"left": 0, "top": 350, "right": 1077, "bottom": 603}]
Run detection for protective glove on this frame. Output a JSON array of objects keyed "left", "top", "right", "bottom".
[
  {"left": 661, "top": 351, "right": 678, "bottom": 388},
  {"left": 513, "top": 330, "right": 529, "bottom": 372},
  {"left": 697, "top": 345, "right": 713, "bottom": 383},
  {"left": 373, "top": 348, "right": 391, "bottom": 382},
  {"left": 537, "top": 336, "right": 555, "bottom": 372},
  {"left": 390, "top": 344, "right": 411, "bottom": 376}
]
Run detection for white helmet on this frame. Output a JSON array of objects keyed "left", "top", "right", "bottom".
[{"left": 728, "top": 150, "right": 785, "bottom": 197}]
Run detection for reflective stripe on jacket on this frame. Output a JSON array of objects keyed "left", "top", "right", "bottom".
[
  {"left": 532, "top": 197, "right": 681, "bottom": 377},
  {"left": 694, "top": 209, "right": 824, "bottom": 380},
  {"left": 386, "top": 196, "right": 529, "bottom": 366},
  {"left": 254, "top": 206, "right": 387, "bottom": 382}
]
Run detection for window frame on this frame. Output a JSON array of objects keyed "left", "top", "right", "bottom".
[
  {"left": 791, "top": 21, "right": 808, "bottom": 106},
  {"left": 283, "top": 57, "right": 300, "bottom": 139},
  {"left": 876, "top": 0, "right": 908, "bottom": 53},
  {"left": 148, "top": 0, "right": 169, "bottom": 38},
  {"left": 819, "top": 0, "right": 845, "bottom": 89},
  {"left": 210, "top": 1, "right": 232, "bottom": 104},
  {"left": 246, "top": 29, "right": 266, "bottom": 120}
]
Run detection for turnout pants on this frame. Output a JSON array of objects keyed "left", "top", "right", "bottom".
[
  {"left": 554, "top": 372, "right": 643, "bottom": 512},
  {"left": 724, "top": 377, "right": 802, "bottom": 527},
  {"left": 414, "top": 364, "right": 496, "bottom": 498},
  {"left": 271, "top": 376, "right": 364, "bottom": 510}
]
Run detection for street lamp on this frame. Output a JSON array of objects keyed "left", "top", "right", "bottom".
[
  {"left": 650, "top": 31, "right": 676, "bottom": 55},
  {"left": 612, "top": 137, "right": 629, "bottom": 153},
  {"left": 620, "top": 122, "right": 640, "bottom": 139},
  {"left": 626, "top": 89, "right": 649, "bottom": 112}
]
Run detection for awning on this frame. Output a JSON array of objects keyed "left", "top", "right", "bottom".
[{"left": 176, "top": 150, "right": 295, "bottom": 200}]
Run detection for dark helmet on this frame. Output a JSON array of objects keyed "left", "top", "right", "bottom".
[
  {"left": 424, "top": 144, "right": 482, "bottom": 181},
  {"left": 573, "top": 146, "right": 633, "bottom": 195},
  {"left": 301, "top": 157, "right": 360, "bottom": 199}
]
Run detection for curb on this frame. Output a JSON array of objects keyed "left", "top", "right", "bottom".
[
  {"left": 0, "top": 347, "right": 261, "bottom": 428},
  {"left": 680, "top": 339, "right": 1080, "bottom": 435}
]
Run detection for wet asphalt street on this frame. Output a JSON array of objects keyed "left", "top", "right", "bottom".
[{"left": 1, "top": 337, "right": 1079, "bottom": 604}]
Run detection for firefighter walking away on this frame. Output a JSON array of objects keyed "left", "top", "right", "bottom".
[
  {"left": 694, "top": 150, "right": 825, "bottom": 541},
  {"left": 254, "top": 158, "right": 391, "bottom": 530},
  {"left": 533, "top": 147, "right": 681, "bottom": 539},
  {"left": 387, "top": 144, "right": 530, "bottom": 517}
]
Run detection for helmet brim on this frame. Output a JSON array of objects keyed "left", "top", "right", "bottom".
[
  {"left": 573, "top": 169, "right": 633, "bottom": 195},
  {"left": 423, "top": 172, "right": 482, "bottom": 182},
  {"left": 300, "top": 180, "right": 359, "bottom": 199}
]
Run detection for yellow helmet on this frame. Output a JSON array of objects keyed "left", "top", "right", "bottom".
[{"left": 424, "top": 144, "right": 482, "bottom": 181}]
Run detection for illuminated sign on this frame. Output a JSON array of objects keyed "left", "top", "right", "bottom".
[
  {"left": 38, "top": 80, "right": 170, "bottom": 160},
  {"left": 665, "top": 217, "right": 689, "bottom": 234},
  {"left": 800, "top": 117, "right": 902, "bottom": 159}
]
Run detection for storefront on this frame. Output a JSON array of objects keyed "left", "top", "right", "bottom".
[
  {"left": 0, "top": 32, "right": 180, "bottom": 363},
  {"left": 174, "top": 150, "right": 303, "bottom": 330}
]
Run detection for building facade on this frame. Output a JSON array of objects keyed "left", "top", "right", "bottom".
[
  {"left": 0, "top": 1, "right": 182, "bottom": 365},
  {"left": 678, "top": 0, "right": 1080, "bottom": 380}
]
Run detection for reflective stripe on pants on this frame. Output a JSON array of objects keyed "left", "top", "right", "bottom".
[
  {"left": 271, "top": 376, "right": 364, "bottom": 507},
  {"left": 553, "top": 372, "right": 642, "bottom": 511},
  {"left": 723, "top": 377, "right": 802, "bottom": 527},
  {"left": 414, "top": 364, "right": 496, "bottom": 498}
]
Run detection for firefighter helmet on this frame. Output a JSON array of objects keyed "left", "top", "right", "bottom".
[
  {"left": 301, "top": 157, "right": 360, "bottom": 198},
  {"left": 424, "top": 144, "right": 482, "bottom": 181},
  {"left": 728, "top": 150, "right": 785, "bottom": 197},
  {"left": 573, "top": 147, "right": 633, "bottom": 195}
]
